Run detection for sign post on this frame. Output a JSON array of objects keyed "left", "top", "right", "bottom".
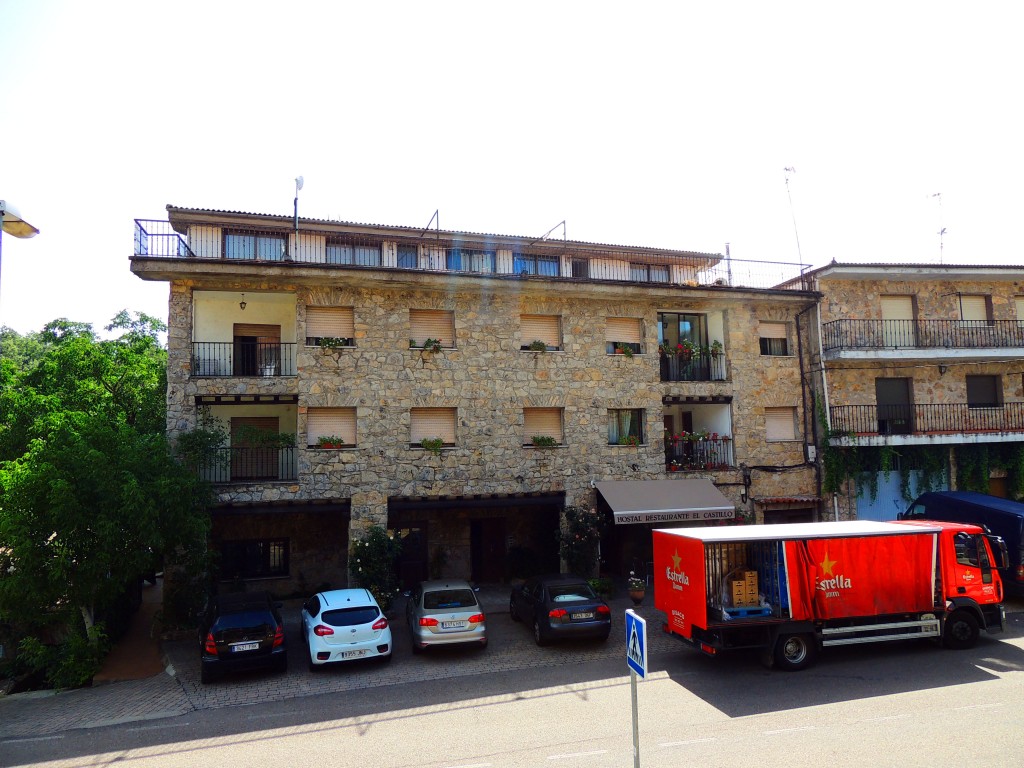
[{"left": 625, "top": 609, "right": 647, "bottom": 768}]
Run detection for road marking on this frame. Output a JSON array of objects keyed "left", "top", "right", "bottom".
[
  {"left": 127, "top": 722, "right": 193, "bottom": 732},
  {"left": 2, "top": 735, "right": 64, "bottom": 743},
  {"left": 857, "top": 714, "right": 910, "bottom": 723},
  {"left": 659, "top": 738, "right": 716, "bottom": 747},
  {"left": 247, "top": 711, "right": 301, "bottom": 720},
  {"left": 953, "top": 702, "right": 1004, "bottom": 711},
  {"left": 441, "top": 764, "right": 492, "bottom": 768},
  {"left": 763, "top": 726, "right": 815, "bottom": 735},
  {"left": 547, "top": 750, "right": 608, "bottom": 760}
]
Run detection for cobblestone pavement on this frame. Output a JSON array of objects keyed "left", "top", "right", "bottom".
[{"left": 0, "top": 588, "right": 669, "bottom": 741}]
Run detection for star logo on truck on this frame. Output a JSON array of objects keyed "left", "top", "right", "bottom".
[
  {"left": 819, "top": 550, "right": 836, "bottom": 576},
  {"left": 672, "top": 551, "right": 682, "bottom": 571}
]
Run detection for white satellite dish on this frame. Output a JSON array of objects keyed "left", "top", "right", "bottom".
[{"left": 295, "top": 176, "right": 304, "bottom": 191}]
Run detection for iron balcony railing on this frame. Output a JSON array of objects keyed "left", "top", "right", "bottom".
[
  {"left": 665, "top": 437, "right": 734, "bottom": 470},
  {"left": 822, "top": 319, "right": 1024, "bottom": 352},
  {"left": 197, "top": 446, "right": 297, "bottom": 484},
  {"left": 830, "top": 403, "right": 1024, "bottom": 437},
  {"left": 659, "top": 352, "right": 727, "bottom": 382},
  {"left": 134, "top": 219, "right": 811, "bottom": 292},
  {"left": 192, "top": 342, "right": 297, "bottom": 377}
]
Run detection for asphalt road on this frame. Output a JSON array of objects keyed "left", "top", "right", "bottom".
[{"left": 4, "top": 612, "right": 1023, "bottom": 768}]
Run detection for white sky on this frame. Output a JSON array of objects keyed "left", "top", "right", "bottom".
[{"left": 2, "top": 1, "right": 1022, "bottom": 335}]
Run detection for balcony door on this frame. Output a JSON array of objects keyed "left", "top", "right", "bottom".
[
  {"left": 875, "top": 378, "right": 913, "bottom": 435},
  {"left": 234, "top": 323, "right": 281, "bottom": 376},
  {"left": 231, "top": 416, "right": 280, "bottom": 480},
  {"left": 880, "top": 296, "right": 915, "bottom": 348}
]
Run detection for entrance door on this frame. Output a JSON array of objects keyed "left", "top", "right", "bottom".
[
  {"left": 470, "top": 518, "right": 507, "bottom": 583},
  {"left": 875, "top": 378, "right": 913, "bottom": 434},
  {"left": 393, "top": 521, "right": 428, "bottom": 589},
  {"left": 234, "top": 323, "right": 281, "bottom": 376},
  {"left": 880, "top": 296, "right": 915, "bottom": 348}
]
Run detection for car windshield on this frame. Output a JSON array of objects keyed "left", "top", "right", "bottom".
[
  {"left": 423, "top": 589, "right": 477, "bottom": 609},
  {"left": 549, "top": 583, "right": 596, "bottom": 602},
  {"left": 214, "top": 610, "right": 273, "bottom": 630},
  {"left": 321, "top": 606, "right": 380, "bottom": 627}
]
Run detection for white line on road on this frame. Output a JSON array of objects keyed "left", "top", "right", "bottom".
[
  {"left": 763, "top": 726, "right": 816, "bottom": 735},
  {"left": 857, "top": 714, "right": 911, "bottom": 723},
  {"left": 547, "top": 750, "right": 608, "bottom": 760},
  {"left": 2, "top": 735, "right": 64, "bottom": 743},
  {"left": 953, "top": 702, "right": 1004, "bottom": 711},
  {"left": 127, "top": 722, "right": 193, "bottom": 732},
  {"left": 659, "top": 738, "right": 716, "bottom": 747},
  {"left": 441, "top": 764, "right": 492, "bottom": 768},
  {"left": 246, "top": 711, "right": 301, "bottom": 720}
]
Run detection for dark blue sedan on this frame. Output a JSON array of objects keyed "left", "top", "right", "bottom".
[{"left": 509, "top": 574, "right": 611, "bottom": 646}]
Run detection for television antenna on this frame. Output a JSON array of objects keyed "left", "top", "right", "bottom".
[
  {"left": 783, "top": 167, "right": 804, "bottom": 269},
  {"left": 931, "top": 192, "right": 945, "bottom": 264}
]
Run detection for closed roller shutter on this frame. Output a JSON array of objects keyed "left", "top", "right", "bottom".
[
  {"left": 524, "top": 408, "right": 563, "bottom": 443},
  {"left": 960, "top": 295, "right": 989, "bottom": 323},
  {"left": 307, "top": 307, "right": 354, "bottom": 339},
  {"left": 880, "top": 296, "right": 914, "bottom": 321},
  {"left": 1016, "top": 297, "right": 1024, "bottom": 325},
  {"left": 307, "top": 408, "right": 356, "bottom": 446},
  {"left": 606, "top": 317, "right": 642, "bottom": 344},
  {"left": 765, "top": 407, "right": 797, "bottom": 441},
  {"left": 759, "top": 321, "right": 787, "bottom": 339},
  {"left": 521, "top": 315, "right": 561, "bottom": 349},
  {"left": 410, "top": 310, "right": 455, "bottom": 347},
  {"left": 411, "top": 408, "right": 457, "bottom": 444}
]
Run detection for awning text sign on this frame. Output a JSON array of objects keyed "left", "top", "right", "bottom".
[{"left": 614, "top": 508, "right": 733, "bottom": 525}]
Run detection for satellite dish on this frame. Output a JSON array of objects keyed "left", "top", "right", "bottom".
[{"left": 295, "top": 176, "right": 304, "bottom": 191}]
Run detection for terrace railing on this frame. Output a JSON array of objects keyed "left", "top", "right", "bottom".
[
  {"left": 665, "top": 437, "right": 734, "bottom": 470},
  {"left": 830, "top": 403, "right": 1024, "bottom": 437},
  {"left": 822, "top": 319, "right": 1024, "bottom": 352},
  {"left": 197, "top": 446, "right": 297, "bottom": 484},
  {"left": 192, "top": 342, "right": 297, "bottom": 377},
  {"left": 659, "top": 352, "right": 727, "bottom": 382}
]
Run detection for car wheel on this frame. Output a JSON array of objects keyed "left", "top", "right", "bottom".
[
  {"left": 379, "top": 652, "right": 392, "bottom": 664},
  {"left": 598, "top": 629, "right": 610, "bottom": 642},
  {"left": 509, "top": 597, "right": 520, "bottom": 621},
  {"left": 308, "top": 653, "right": 319, "bottom": 673},
  {"left": 277, "top": 655, "right": 288, "bottom": 674},
  {"left": 533, "top": 618, "right": 548, "bottom": 646}
]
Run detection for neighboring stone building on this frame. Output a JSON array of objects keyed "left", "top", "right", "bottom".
[
  {"left": 796, "top": 263, "right": 1024, "bottom": 520},
  {"left": 131, "top": 206, "right": 820, "bottom": 593}
]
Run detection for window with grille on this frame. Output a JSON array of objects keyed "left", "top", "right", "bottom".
[
  {"left": 967, "top": 375, "right": 1001, "bottom": 408},
  {"left": 630, "top": 263, "right": 669, "bottom": 283},
  {"left": 608, "top": 408, "right": 644, "bottom": 445},
  {"left": 524, "top": 408, "right": 563, "bottom": 445},
  {"left": 520, "top": 315, "right": 562, "bottom": 350},
  {"left": 307, "top": 407, "right": 357, "bottom": 447},
  {"left": 759, "top": 322, "right": 789, "bottom": 356},
  {"left": 410, "top": 408, "right": 457, "bottom": 447},
  {"left": 765, "top": 407, "right": 798, "bottom": 441},
  {"left": 306, "top": 306, "right": 354, "bottom": 346},
  {"left": 220, "top": 539, "right": 289, "bottom": 579},
  {"left": 397, "top": 244, "right": 418, "bottom": 269},
  {"left": 513, "top": 253, "right": 560, "bottom": 277},
  {"left": 410, "top": 309, "right": 455, "bottom": 348},
  {"left": 606, "top": 317, "right": 643, "bottom": 355},
  {"left": 224, "top": 231, "right": 286, "bottom": 261},
  {"left": 325, "top": 240, "right": 382, "bottom": 266},
  {"left": 447, "top": 248, "right": 496, "bottom": 273}
]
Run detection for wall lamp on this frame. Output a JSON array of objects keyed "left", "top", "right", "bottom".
[{"left": 239, "top": 293, "right": 247, "bottom": 311}]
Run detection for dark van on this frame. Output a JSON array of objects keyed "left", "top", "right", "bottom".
[{"left": 900, "top": 491, "right": 1024, "bottom": 594}]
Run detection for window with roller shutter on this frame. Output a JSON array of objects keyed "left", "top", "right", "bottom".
[
  {"left": 306, "top": 408, "right": 357, "bottom": 447},
  {"left": 765, "top": 407, "right": 798, "bottom": 441},
  {"left": 520, "top": 315, "right": 562, "bottom": 351},
  {"left": 306, "top": 307, "right": 354, "bottom": 346},
  {"left": 410, "top": 408, "right": 457, "bottom": 447},
  {"left": 758, "top": 322, "right": 789, "bottom": 356},
  {"left": 606, "top": 317, "right": 642, "bottom": 355},
  {"left": 524, "top": 408, "right": 563, "bottom": 445},
  {"left": 410, "top": 310, "right": 455, "bottom": 348},
  {"left": 959, "top": 295, "right": 992, "bottom": 325}
]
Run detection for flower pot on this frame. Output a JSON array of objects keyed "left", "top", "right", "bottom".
[{"left": 628, "top": 589, "right": 645, "bottom": 606}]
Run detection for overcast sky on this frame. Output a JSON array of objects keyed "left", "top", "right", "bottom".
[{"left": 2, "top": 1, "right": 1021, "bottom": 335}]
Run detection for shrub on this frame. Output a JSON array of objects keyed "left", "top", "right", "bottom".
[
  {"left": 350, "top": 526, "right": 402, "bottom": 610},
  {"left": 557, "top": 505, "right": 607, "bottom": 577}
]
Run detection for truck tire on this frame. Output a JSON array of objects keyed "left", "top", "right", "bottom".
[
  {"left": 773, "top": 633, "right": 818, "bottom": 671},
  {"left": 943, "top": 610, "right": 980, "bottom": 650}
]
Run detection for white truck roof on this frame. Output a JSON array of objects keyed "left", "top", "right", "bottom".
[{"left": 653, "top": 520, "right": 944, "bottom": 543}]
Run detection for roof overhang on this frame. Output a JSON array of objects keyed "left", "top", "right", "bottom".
[{"left": 596, "top": 479, "right": 734, "bottom": 525}]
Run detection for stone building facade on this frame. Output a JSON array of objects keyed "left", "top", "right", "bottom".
[{"left": 133, "top": 206, "right": 821, "bottom": 594}]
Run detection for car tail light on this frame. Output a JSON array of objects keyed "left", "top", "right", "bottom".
[
  {"left": 419, "top": 617, "right": 439, "bottom": 627},
  {"left": 468, "top": 613, "right": 485, "bottom": 624},
  {"left": 273, "top": 624, "right": 285, "bottom": 647},
  {"left": 548, "top": 608, "right": 568, "bottom": 619},
  {"left": 313, "top": 624, "right": 335, "bottom": 637},
  {"left": 203, "top": 632, "right": 218, "bottom": 655},
  {"left": 372, "top": 617, "right": 389, "bottom": 630},
  {"left": 1017, "top": 563, "right": 1024, "bottom": 581},
  {"left": 596, "top": 605, "right": 611, "bottom": 615}
]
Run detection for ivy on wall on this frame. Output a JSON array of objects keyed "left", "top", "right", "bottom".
[{"left": 954, "top": 443, "right": 1024, "bottom": 498}]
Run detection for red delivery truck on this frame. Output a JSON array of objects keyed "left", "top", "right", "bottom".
[{"left": 654, "top": 519, "right": 1007, "bottom": 671}]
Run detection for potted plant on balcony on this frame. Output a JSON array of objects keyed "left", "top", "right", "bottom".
[
  {"left": 614, "top": 343, "right": 634, "bottom": 358},
  {"left": 318, "top": 336, "right": 350, "bottom": 349},
  {"left": 531, "top": 435, "right": 558, "bottom": 448},
  {"left": 420, "top": 436, "right": 445, "bottom": 456},
  {"left": 679, "top": 339, "right": 696, "bottom": 361},
  {"left": 317, "top": 435, "right": 346, "bottom": 449},
  {"left": 627, "top": 571, "right": 646, "bottom": 605},
  {"left": 528, "top": 339, "right": 548, "bottom": 352},
  {"left": 617, "top": 434, "right": 641, "bottom": 447},
  {"left": 710, "top": 339, "right": 724, "bottom": 358}
]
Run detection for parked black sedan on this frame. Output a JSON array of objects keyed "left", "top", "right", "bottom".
[
  {"left": 198, "top": 591, "right": 287, "bottom": 683},
  {"left": 509, "top": 574, "right": 611, "bottom": 646}
]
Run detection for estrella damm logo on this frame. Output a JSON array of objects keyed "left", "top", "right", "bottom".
[
  {"left": 816, "top": 549, "right": 852, "bottom": 598},
  {"left": 666, "top": 550, "right": 690, "bottom": 591}
]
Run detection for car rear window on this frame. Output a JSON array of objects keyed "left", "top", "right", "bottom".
[
  {"left": 423, "top": 589, "right": 477, "bottom": 609},
  {"left": 214, "top": 610, "right": 275, "bottom": 630},
  {"left": 549, "top": 584, "right": 596, "bottom": 602},
  {"left": 322, "top": 606, "right": 380, "bottom": 627}
]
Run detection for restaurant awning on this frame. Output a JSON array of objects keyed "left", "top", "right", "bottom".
[{"left": 595, "top": 479, "right": 735, "bottom": 525}]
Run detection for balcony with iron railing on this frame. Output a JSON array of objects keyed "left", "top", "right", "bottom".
[
  {"left": 829, "top": 403, "right": 1024, "bottom": 442},
  {"left": 659, "top": 351, "right": 727, "bottom": 382},
  {"left": 133, "top": 219, "right": 811, "bottom": 292},
  {"left": 196, "top": 446, "right": 297, "bottom": 484},
  {"left": 192, "top": 342, "right": 297, "bottom": 377},
  {"left": 822, "top": 319, "right": 1024, "bottom": 354},
  {"left": 665, "top": 436, "right": 734, "bottom": 471}
]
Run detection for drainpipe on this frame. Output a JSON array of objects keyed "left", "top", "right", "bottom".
[
  {"left": 795, "top": 305, "right": 822, "bottom": 518},
  {"left": 814, "top": 296, "right": 841, "bottom": 521}
]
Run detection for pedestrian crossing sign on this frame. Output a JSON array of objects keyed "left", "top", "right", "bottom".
[{"left": 625, "top": 609, "right": 647, "bottom": 679}]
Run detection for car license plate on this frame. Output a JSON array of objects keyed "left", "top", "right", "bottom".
[
  {"left": 572, "top": 612, "right": 595, "bottom": 620},
  {"left": 231, "top": 642, "right": 260, "bottom": 652},
  {"left": 441, "top": 621, "right": 465, "bottom": 629},
  {"left": 341, "top": 650, "right": 367, "bottom": 659}
]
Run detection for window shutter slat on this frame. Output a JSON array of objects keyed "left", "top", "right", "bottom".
[
  {"left": 765, "top": 408, "right": 796, "bottom": 441},
  {"left": 410, "top": 310, "right": 455, "bottom": 347},
  {"left": 307, "top": 307, "right": 354, "bottom": 338},
  {"left": 759, "top": 322, "right": 787, "bottom": 340},
  {"left": 411, "top": 408, "right": 457, "bottom": 444},
  {"left": 606, "top": 317, "right": 642, "bottom": 344},
  {"left": 524, "top": 408, "right": 563, "bottom": 442},
  {"left": 307, "top": 408, "right": 356, "bottom": 446},
  {"left": 520, "top": 315, "right": 561, "bottom": 348}
]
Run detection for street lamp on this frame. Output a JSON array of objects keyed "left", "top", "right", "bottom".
[{"left": 0, "top": 200, "right": 40, "bottom": 323}]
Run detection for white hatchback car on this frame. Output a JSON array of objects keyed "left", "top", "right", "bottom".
[{"left": 300, "top": 588, "right": 392, "bottom": 670}]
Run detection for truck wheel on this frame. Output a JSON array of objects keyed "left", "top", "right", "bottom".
[
  {"left": 943, "top": 610, "right": 979, "bottom": 650},
  {"left": 773, "top": 633, "right": 818, "bottom": 671}
]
